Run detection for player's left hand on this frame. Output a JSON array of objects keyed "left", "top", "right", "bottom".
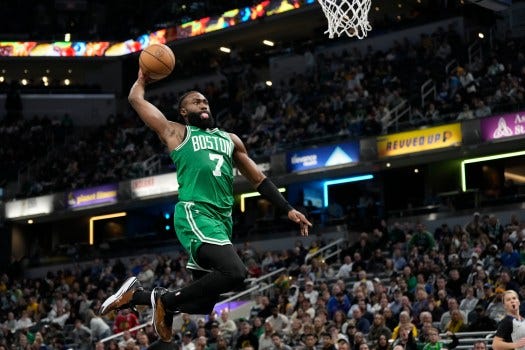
[{"left": 288, "top": 209, "right": 312, "bottom": 236}]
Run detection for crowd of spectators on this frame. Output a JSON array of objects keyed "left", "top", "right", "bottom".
[
  {"left": 2, "top": 22, "right": 525, "bottom": 199},
  {"left": 1, "top": 210, "right": 524, "bottom": 349},
  {"left": 0, "top": 1, "right": 262, "bottom": 42}
]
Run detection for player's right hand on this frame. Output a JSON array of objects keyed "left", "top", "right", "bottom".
[{"left": 138, "top": 68, "right": 155, "bottom": 84}]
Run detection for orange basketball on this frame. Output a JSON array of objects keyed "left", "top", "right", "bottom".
[{"left": 139, "top": 44, "right": 176, "bottom": 80}]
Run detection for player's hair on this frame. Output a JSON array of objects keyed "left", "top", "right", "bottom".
[{"left": 177, "top": 90, "right": 200, "bottom": 112}]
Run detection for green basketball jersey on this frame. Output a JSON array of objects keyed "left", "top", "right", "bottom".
[{"left": 170, "top": 125, "right": 234, "bottom": 216}]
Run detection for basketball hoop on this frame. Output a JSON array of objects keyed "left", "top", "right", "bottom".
[{"left": 317, "top": 0, "right": 372, "bottom": 40}]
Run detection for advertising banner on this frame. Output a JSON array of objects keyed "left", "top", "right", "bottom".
[
  {"left": 67, "top": 184, "right": 118, "bottom": 209},
  {"left": 5, "top": 195, "right": 55, "bottom": 219},
  {"left": 377, "top": 123, "right": 462, "bottom": 158},
  {"left": 130, "top": 173, "right": 179, "bottom": 199},
  {"left": 287, "top": 141, "right": 359, "bottom": 172},
  {"left": 480, "top": 111, "right": 525, "bottom": 141}
]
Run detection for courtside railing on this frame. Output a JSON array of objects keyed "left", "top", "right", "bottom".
[{"left": 304, "top": 237, "right": 344, "bottom": 264}]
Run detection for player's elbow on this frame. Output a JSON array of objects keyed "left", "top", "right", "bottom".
[{"left": 128, "top": 94, "right": 139, "bottom": 106}]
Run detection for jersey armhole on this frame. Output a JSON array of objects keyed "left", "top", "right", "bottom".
[{"left": 172, "top": 125, "right": 191, "bottom": 152}]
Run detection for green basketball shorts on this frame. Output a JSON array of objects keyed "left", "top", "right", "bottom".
[{"left": 174, "top": 201, "right": 233, "bottom": 272}]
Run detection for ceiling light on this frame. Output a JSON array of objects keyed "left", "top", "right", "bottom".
[
  {"left": 219, "top": 47, "right": 231, "bottom": 53},
  {"left": 262, "top": 40, "right": 274, "bottom": 47}
]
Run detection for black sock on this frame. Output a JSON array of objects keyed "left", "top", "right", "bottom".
[{"left": 132, "top": 290, "right": 153, "bottom": 306}]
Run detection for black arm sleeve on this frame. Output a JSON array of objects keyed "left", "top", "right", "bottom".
[{"left": 256, "top": 178, "right": 293, "bottom": 213}]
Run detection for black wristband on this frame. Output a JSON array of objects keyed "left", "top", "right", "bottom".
[{"left": 256, "top": 178, "right": 294, "bottom": 213}]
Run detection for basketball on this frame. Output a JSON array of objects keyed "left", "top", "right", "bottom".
[{"left": 139, "top": 43, "right": 176, "bottom": 80}]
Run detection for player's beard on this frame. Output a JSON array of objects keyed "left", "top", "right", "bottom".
[{"left": 186, "top": 111, "right": 215, "bottom": 129}]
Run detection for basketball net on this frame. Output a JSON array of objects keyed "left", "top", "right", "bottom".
[{"left": 317, "top": 0, "right": 372, "bottom": 40}]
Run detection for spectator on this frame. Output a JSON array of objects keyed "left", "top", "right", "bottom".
[
  {"left": 500, "top": 242, "right": 520, "bottom": 270},
  {"left": 335, "top": 256, "right": 353, "bottom": 279},
  {"left": 473, "top": 341, "right": 488, "bottom": 350},
  {"left": 71, "top": 318, "right": 92, "bottom": 350},
  {"left": 446, "top": 269, "right": 464, "bottom": 300},
  {"left": 351, "top": 253, "right": 367, "bottom": 274},
  {"left": 137, "top": 262, "right": 155, "bottom": 289},
  {"left": 236, "top": 321, "right": 259, "bottom": 350},
  {"left": 112, "top": 309, "right": 140, "bottom": 335},
  {"left": 300, "top": 333, "right": 318, "bottom": 350},
  {"left": 458, "top": 67, "right": 477, "bottom": 94},
  {"left": 412, "top": 288, "right": 430, "bottom": 322},
  {"left": 459, "top": 286, "right": 479, "bottom": 316},
  {"left": 392, "top": 325, "right": 418, "bottom": 350},
  {"left": 271, "top": 332, "right": 292, "bottom": 350},
  {"left": 388, "top": 289, "right": 403, "bottom": 316},
  {"left": 286, "top": 319, "right": 304, "bottom": 348},
  {"left": 417, "top": 320, "right": 434, "bottom": 347},
  {"left": 408, "top": 223, "right": 436, "bottom": 254},
  {"left": 254, "top": 297, "right": 273, "bottom": 320},
  {"left": 32, "top": 331, "right": 50, "bottom": 350},
  {"left": 375, "top": 334, "right": 390, "bottom": 350},
  {"left": 303, "top": 281, "right": 319, "bottom": 305},
  {"left": 182, "top": 331, "right": 196, "bottom": 350},
  {"left": 368, "top": 249, "right": 387, "bottom": 274},
  {"left": 391, "top": 311, "right": 417, "bottom": 340},
  {"left": 439, "top": 298, "right": 467, "bottom": 332},
  {"left": 422, "top": 327, "right": 445, "bottom": 350},
  {"left": 487, "top": 288, "right": 507, "bottom": 323},
  {"left": 181, "top": 313, "right": 198, "bottom": 338},
  {"left": 351, "top": 308, "right": 371, "bottom": 335},
  {"left": 368, "top": 314, "right": 392, "bottom": 345},
  {"left": 312, "top": 316, "right": 327, "bottom": 338},
  {"left": 218, "top": 309, "right": 237, "bottom": 343},
  {"left": 424, "top": 103, "right": 441, "bottom": 124},
  {"left": 195, "top": 336, "right": 208, "bottom": 350},
  {"left": 457, "top": 103, "right": 474, "bottom": 120},
  {"left": 87, "top": 309, "right": 112, "bottom": 342},
  {"left": 207, "top": 322, "right": 222, "bottom": 350},
  {"left": 392, "top": 248, "right": 407, "bottom": 273},
  {"left": 352, "top": 271, "right": 374, "bottom": 296},
  {"left": 327, "top": 285, "right": 351, "bottom": 320},
  {"left": 351, "top": 233, "right": 374, "bottom": 262},
  {"left": 15, "top": 310, "right": 33, "bottom": 332},
  {"left": 331, "top": 310, "right": 346, "bottom": 332},
  {"left": 402, "top": 266, "right": 418, "bottom": 295},
  {"left": 259, "top": 321, "right": 274, "bottom": 350},
  {"left": 319, "top": 331, "right": 336, "bottom": 350},
  {"left": 336, "top": 334, "right": 350, "bottom": 350},
  {"left": 473, "top": 99, "right": 492, "bottom": 118},
  {"left": 265, "top": 305, "right": 289, "bottom": 335},
  {"left": 467, "top": 304, "right": 497, "bottom": 331},
  {"left": 483, "top": 215, "right": 504, "bottom": 243},
  {"left": 117, "top": 331, "right": 136, "bottom": 349},
  {"left": 444, "top": 309, "right": 467, "bottom": 333}
]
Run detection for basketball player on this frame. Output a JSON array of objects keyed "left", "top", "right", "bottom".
[{"left": 99, "top": 68, "right": 312, "bottom": 343}]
